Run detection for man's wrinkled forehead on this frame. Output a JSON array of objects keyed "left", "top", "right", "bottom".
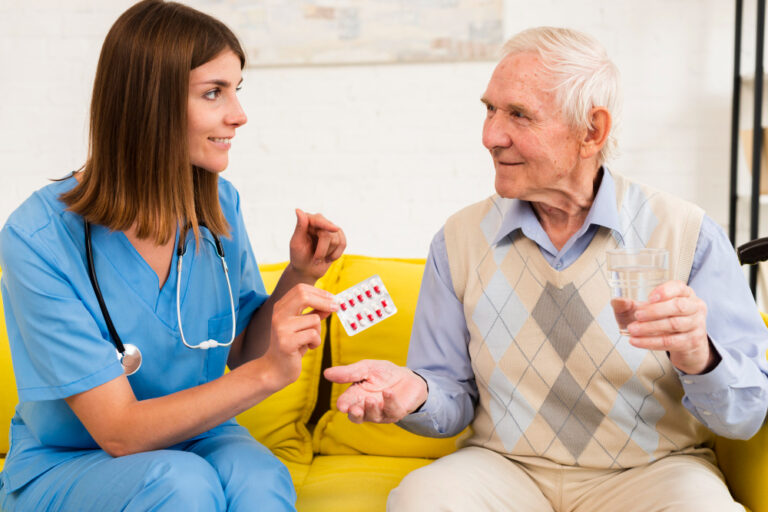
[{"left": 484, "top": 52, "right": 555, "bottom": 114}]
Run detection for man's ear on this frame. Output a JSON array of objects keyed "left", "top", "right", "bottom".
[{"left": 580, "top": 107, "right": 611, "bottom": 159}]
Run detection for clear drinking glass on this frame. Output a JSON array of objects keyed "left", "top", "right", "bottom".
[{"left": 606, "top": 248, "right": 669, "bottom": 335}]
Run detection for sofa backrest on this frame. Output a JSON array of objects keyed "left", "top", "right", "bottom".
[
  {"left": 311, "top": 255, "right": 468, "bottom": 458},
  {"left": 0, "top": 269, "right": 19, "bottom": 456},
  {"left": 233, "top": 255, "right": 467, "bottom": 461}
]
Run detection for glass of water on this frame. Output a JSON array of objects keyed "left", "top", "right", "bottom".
[{"left": 606, "top": 248, "right": 669, "bottom": 335}]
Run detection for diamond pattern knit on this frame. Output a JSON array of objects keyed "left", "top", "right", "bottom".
[{"left": 444, "top": 172, "right": 712, "bottom": 468}]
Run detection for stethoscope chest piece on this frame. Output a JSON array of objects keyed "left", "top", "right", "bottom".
[{"left": 118, "top": 343, "right": 142, "bottom": 375}]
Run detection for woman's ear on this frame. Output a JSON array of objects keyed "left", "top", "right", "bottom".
[{"left": 581, "top": 107, "right": 611, "bottom": 159}]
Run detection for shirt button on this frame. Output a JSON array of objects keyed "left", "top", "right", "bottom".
[
  {"left": 683, "top": 379, "right": 693, "bottom": 384},
  {"left": 555, "top": 261, "right": 563, "bottom": 269},
  {"left": 701, "top": 410, "right": 712, "bottom": 416}
]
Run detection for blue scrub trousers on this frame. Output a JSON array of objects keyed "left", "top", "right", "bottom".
[{"left": 0, "top": 430, "right": 296, "bottom": 512}]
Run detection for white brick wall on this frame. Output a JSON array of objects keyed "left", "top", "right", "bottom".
[{"left": 0, "top": 1, "right": 746, "bottom": 263}]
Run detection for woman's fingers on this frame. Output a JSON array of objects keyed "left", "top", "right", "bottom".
[
  {"left": 305, "top": 212, "right": 340, "bottom": 233},
  {"left": 273, "top": 314, "right": 322, "bottom": 352},
  {"left": 330, "top": 229, "right": 347, "bottom": 261},
  {"left": 293, "top": 209, "right": 309, "bottom": 238},
  {"left": 275, "top": 284, "right": 337, "bottom": 317},
  {"left": 313, "top": 230, "right": 332, "bottom": 262}
]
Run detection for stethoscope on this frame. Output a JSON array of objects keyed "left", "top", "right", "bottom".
[{"left": 84, "top": 220, "right": 236, "bottom": 375}]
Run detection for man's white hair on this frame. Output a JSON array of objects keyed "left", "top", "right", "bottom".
[{"left": 502, "top": 27, "right": 621, "bottom": 164}]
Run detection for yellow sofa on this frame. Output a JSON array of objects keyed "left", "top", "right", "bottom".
[{"left": 0, "top": 256, "right": 767, "bottom": 511}]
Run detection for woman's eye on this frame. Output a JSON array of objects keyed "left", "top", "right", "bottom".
[
  {"left": 236, "top": 84, "right": 243, "bottom": 93},
  {"left": 204, "top": 88, "right": 221, "bottom": 100}
]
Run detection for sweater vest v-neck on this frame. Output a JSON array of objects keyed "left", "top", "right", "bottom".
[{"left": 444, "top": 172, "right": 711, "bottom": 468}]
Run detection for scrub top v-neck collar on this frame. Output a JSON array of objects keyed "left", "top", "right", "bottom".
[{"left": 86, "top": 221, "right": 191, "bottom": 334}]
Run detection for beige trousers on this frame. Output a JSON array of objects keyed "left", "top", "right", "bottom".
[{"left": 387, "top": 446, "right": 743, "bottom": 512}]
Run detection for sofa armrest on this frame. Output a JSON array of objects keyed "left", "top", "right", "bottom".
[{"left": 715, "top": 422, "right": 768, "bottom": 512}]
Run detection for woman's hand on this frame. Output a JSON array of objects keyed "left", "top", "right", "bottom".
[
  {"left": 289, "top": 209, "right": 346, "bottom": 282},
  {"left": 261, "top": 283, "right": 338, "bottom": 391}
]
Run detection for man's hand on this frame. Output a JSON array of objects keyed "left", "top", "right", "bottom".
[
  {"left": 623, "top": 280, "right": 720, "bottom": 375},
  {"left": 289, "top": 209, "right": 346, "bottom": 282},
  {"left": 324, "top": 360, "right": 428, "bottom": 424}
]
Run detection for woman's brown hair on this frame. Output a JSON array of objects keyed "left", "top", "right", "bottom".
[{"left": 61, "top": 0, "right": 245, "bottom": 244}]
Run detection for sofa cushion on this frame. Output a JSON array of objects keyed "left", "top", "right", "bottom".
[
  {"left": 295, "top": 454, "right": 433, "bottom": 512},
  {"left": 314, "top": 255, "right": 467, "bottom": 458},
  {"left": 278, "top": 457, "right": 311, "bottom": 493},
  {"left": 235, "top": 261, "right": 339, "bottom": 464},
  {"left": 0, "top": 268, "right": 19, "bottom": 456}
]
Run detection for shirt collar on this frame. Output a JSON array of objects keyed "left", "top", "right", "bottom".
[{"left": 490, "top": 167, "right": 623, "bottom": 246}]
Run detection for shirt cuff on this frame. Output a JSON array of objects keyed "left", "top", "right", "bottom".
[
  {"left": 396, "top": 372, "right": 443, "bottom": 435},
  {"left": 676, "top": 338, "right": 737, "bottom": 394}
]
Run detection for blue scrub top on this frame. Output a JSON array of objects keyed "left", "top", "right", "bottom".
[{"left": 0, "top": 175, "right": 268, "bottom": 492}]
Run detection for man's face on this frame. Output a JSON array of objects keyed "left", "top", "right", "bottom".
[{"left": 481, "top": 52, "right": 585, "bottom": 201}]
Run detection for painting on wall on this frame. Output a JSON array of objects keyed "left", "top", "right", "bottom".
[{"left": 192, "top": 0, "right": 504, "bottom": 66}]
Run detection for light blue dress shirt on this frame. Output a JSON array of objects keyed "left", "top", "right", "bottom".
[
  {"left": 399, "top": 170, "right": 768, "bottom": 441},
  {"left": 0, "top": 175, "right": 269, "bottom": 494}
]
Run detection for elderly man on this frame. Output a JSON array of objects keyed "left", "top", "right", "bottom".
[{"left": 325, "top": 27, "right": 768, "bottom": 511}]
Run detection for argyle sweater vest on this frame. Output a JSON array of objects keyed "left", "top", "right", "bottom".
[{"left": 443, "top": 172, "right": 712, "bottom": 469}]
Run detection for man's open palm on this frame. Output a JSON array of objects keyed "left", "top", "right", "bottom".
[{"left": 324, "top": 360, "right": 428, "bottom": 424}]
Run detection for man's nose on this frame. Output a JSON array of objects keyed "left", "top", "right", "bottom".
[{"left": 482, "top": 115, "right": 512, "bottom": 149}]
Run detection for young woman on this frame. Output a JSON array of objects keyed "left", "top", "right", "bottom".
[{"left": 0, "top": 1, "right": 344, "bottom": 510}]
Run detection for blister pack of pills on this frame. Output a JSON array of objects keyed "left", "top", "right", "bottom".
[{"left": 334, "top": 275, "right": 397, "bottom": 336}]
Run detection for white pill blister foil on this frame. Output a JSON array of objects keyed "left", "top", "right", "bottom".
[{"left": 334, "top": 275, "right": 397, "bottom": 336}]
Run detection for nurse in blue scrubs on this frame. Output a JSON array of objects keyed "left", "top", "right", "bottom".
[{"left": 0, "top": 1, "right": 345, "bottom": 511}]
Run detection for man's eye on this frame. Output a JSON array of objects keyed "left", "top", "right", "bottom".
[
  {"left": 485, "top": 104, "right": 496, "bottom": 113},
  {"left": 204, "top": 88, "right": 221, "bottom": 100},
  {"left": 511, "top": 110, "right": 525, "bottom": 119}
]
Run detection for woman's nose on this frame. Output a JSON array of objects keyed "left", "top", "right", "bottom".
[{"left": 226, "top": 99, "right": 247, "bottom": 127}]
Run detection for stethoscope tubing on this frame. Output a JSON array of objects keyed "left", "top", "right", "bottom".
[
  {"left": 84, "top": 220, "right": 127, "bottom": 354},
  {"left": 175, "top": 227, "right": 236, "bottom": 350},
  {"left": 84, "top": 219, "right": 236, "bottom": 374}
]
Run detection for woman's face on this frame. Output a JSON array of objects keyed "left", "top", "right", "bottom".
[{"left": 187, "top": 50, "right": 247, "bottom": 173}]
